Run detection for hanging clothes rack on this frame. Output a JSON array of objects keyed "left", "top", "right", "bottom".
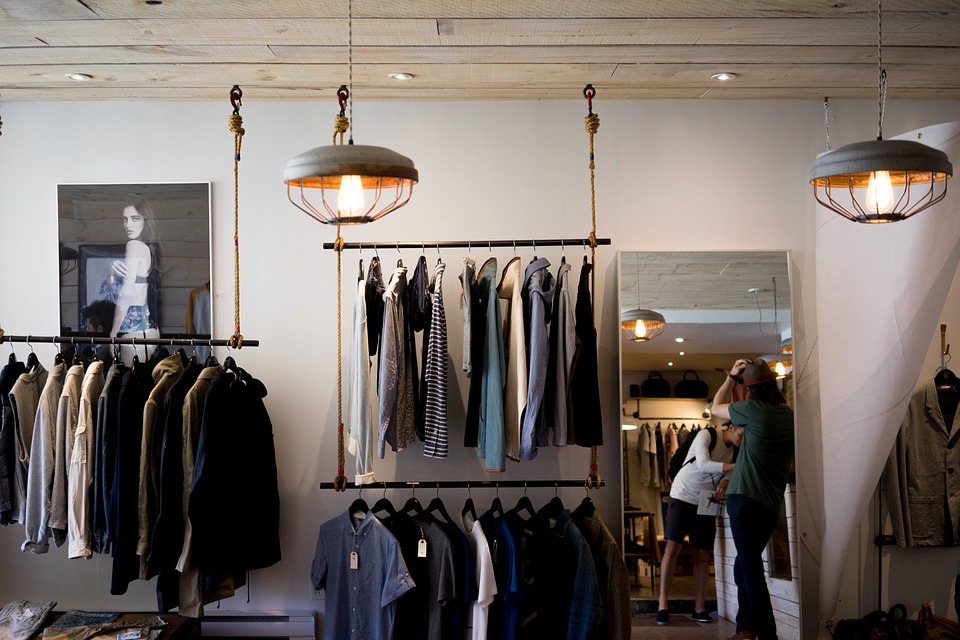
[
  {"left": 322, "top": 237, "right": 611, "bottom": 251},
  {"left": 319, "top": 479, "right": 605, "bottom": 490},
  {"left": 0, "top": 334, "right": 259, "bottom": 348}
]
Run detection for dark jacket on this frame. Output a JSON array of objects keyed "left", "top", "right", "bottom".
[
  {"left": 188, "top": 368, "right": 280, "bottom": 577},
  {"left": 0, "top": 361, "right": 27, "bottom": 525},
  {"left": 151, "top": 362, "right": 202, "bottom": 611},
  {"left": 110, "top": 362, "right": 155, "bottom": 595},
  {"left": 568, "top": 261, "right": 603, "bottom": 447}
]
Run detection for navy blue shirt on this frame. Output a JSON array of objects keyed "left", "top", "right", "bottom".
[{"left": 312, "top": 511, "right": 415, "bottom": 640}]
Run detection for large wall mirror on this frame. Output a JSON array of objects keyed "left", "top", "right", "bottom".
[{"left": 618, "top": 251, "right": 800, "bottom": 638}]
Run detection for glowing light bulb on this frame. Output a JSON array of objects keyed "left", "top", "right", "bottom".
[
  {"left": 775, "top": 361, "right": 786, "bottom": 377},
  {"left": 633, "top": 319, "right": 649, "bottom": 339},
  {"left": 337, "top": 175, "right": 366, "bottom": 217},
  {"left": 865, "top": 170, "right": 895, "bottom": 214}
]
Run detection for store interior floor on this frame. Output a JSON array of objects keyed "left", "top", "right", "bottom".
[{"left": 630, "top": 573, "right": 736, "bottom": 638}]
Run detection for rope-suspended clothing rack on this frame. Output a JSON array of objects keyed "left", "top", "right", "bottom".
[
  {"left": 0, "top": 333, "right": 259, "bottom": 348},
  {"left": 319, "top": 479, "right": 605, "bottom": 490},
  {"left": 322, "top": 237, "right": 611, "bottom": 251}
]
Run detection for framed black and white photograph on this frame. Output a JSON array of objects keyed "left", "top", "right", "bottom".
[{"left": 58, "top": 183, "right": 212, "bottom": 342}]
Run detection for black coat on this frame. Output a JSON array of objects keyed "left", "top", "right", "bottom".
[{"left": 188, "top": 368, "right": 280, "bottom": 578}]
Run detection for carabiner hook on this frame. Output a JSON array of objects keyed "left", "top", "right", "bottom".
[
  {"left": 229, "top": 85, "right": 242, "bottom": 115},
  {"left": 583, "top": 84, "right": 596, "bottom": 114},
  {"left": 337, "top": 85, "right": 349, "bottom": 116}
]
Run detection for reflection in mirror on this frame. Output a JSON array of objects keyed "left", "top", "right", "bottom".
[{"left": 619, "top": 251, "right": 799, "bottom": 637}]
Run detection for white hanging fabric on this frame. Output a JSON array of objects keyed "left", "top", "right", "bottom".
[{"left": 814, "top": 121, "right": 960, "bottom": 618}]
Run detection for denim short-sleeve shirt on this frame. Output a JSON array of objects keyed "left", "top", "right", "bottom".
[{"left": 312, "top": 511, "right": 415, "bottom": 640}]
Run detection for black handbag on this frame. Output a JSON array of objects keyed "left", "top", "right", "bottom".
[
  {"left": 675, "top": 370, "right": 709, "bottom": 399},
  {"left": 640, "top": 372, "right": 670, "bottom": 398}
]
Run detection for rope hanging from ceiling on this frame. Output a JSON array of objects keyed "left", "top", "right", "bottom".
[
  {"left": 227, "top": 85, "right": 246, "bottom": 350},
  {"left": 583, "top": 83, "right": 602, "bottom": 490},
  {"left": 333, "top": 230, "right": 348, "bottom": 492}
]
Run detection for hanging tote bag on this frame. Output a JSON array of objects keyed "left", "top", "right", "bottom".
[
  {"left": 675, "top": 370, "right": 709, "bottom": 399},
  {"left": 640, "top": 372, "right": 671, "bottom": 398}
]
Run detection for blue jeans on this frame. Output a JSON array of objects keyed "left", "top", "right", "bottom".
[{"left": 727, "top": 494, "right": 781, "bottom": 640}]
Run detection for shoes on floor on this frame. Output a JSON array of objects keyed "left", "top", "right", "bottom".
[
  {"left": 727, "top": 632, "right": 755, "bottom": 640},
  {"left": 656, "top": 610, "right": 669, "bottom": 625},
  {"left": 692, "top": 610, "right": 713, "bottom": 623}
]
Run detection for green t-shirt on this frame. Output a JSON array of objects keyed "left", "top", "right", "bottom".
[{"left": 727, "top": 399, "right": 795, "bottom": 512}]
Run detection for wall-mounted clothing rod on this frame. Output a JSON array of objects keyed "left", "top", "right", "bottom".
[
  {"left": 0, "top": 334, "right": 260, "bottom": 348},
  {"left": 322, "top": 237, "right": 611, "bottom": 251},
  {"left": 319, "top": 479, "right": 605, "bottom": 490},
  {"left": 632, "top": 417, "right": 711, "bottom": 422}
]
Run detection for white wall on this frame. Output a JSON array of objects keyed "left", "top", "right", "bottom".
[{"left": 1, "top": 97, "right": 958, "bottom": 637}]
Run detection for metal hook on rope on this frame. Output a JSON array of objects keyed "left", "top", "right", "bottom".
[
  {"left": 337, "top": 85, "right": 349, "bottom": 117},
  {"left": 229, "top": 85, "right": 242, "bottom": 115},
  {"left": 583, "top": 84, "right": 596, "bottom": 114}
]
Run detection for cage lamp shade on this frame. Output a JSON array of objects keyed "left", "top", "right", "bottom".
[
  {"left": 284, "top": 143, "right": 419, "bottom": 225},
  {"left": 809, "top": 138, "right": 952, "bottom": 223},
  {"left": 621, "top": 308, "right": 666, "bottom": 342}
]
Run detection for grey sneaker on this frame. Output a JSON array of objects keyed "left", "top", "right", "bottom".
[
  {"left": 656, "top": 610, "right": 669, "bottom": 625},
  {"left": 692, "top": 611, "right": 713, "bottom": 623}
]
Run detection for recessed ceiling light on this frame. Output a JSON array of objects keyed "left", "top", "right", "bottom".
[
  {"left": 679, "top": 351, "right": 685, "bottom": 356},
  {"left": 65, "top": 73, "right": 93, "bottom": 81},
  {"left": 667, "top": 361, "right": 674, "bottom": 367},
  {"left": 388, "top": 73, "right": 414, "bottom": 81},
  {"left": 711, "top": 72, "right": 737, "bottom": 81},
  {"left": 674, "top": 338, "right": 685, "bottom": 343}
]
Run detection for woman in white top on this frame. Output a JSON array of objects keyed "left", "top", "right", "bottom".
[{"left": 657, "top": 422, "right": 743, "bottom": 625}]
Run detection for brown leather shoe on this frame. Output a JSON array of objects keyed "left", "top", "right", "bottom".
[{"left": 727, "top": 633, "right": 755, "bottom": 640}]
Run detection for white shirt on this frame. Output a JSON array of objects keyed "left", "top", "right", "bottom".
[
  {"left": 462, "top": 511, "right": 497, "bottom": 640},
  {"left": 669, "top": 428, "right": 735, "bottom": 505}
]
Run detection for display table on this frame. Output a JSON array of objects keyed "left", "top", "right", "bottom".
[{"left": 36, "top": 612, "right": 199, "bottom": 640}]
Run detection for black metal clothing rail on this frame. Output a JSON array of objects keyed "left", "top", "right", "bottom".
[
  {"left": 319, "top": 479, "right": 605, "bottom": 490},
  {"left": 322, "top": 238, "right": 612, "bottom": 251},
  {"left": 0, "top": 334, "right": 260, "bottom": 348}
]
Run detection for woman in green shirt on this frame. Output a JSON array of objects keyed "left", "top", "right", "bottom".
[{"left": 712, "top": 359, "right": 794, "bottom": 640}]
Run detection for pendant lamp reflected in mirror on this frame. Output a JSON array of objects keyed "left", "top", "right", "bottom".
[
  {"left": 283, "top": 0, "right": 418, "bottom": 225},
  {"left": 621, "top": 253, "right": 666, "bottom": 342},
  {"left": 809, "top": 0, "right": 951, "bottom": 223},
  {"left": 621, "top": 308, "right": 666, "bottom": 343}
]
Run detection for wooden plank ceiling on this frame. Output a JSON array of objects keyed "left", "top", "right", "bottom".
[{"left": 1, "top": 0, "right": 960, "bottom": 101}]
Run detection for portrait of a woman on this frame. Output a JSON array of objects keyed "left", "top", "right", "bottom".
[{"left": 97, "top": 196, "right": 161, "bottom": 340}]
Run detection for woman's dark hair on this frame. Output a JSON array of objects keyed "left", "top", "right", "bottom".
[{"left": 746, "top": 379, "right": 787, "bottom": 405}]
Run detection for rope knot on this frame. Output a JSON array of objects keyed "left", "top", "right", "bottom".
[
  {"left": 333, "top": 236, "right": 346, "bottom": 253},
  {"left": 333, "top": 474, "right": 348, "bottom": 492},
  {"left": 584, "top": 113, "right": 600, "bottom": 135},
  {"left": 228, "top": 113, "right": 245, "bottom": 136},
  {"left": 0, "top": 328, "right": 5, "bottom": 343},
  {"left": 228, "top": 333, "right": 244, "bottom": 350},
  {"left": 588, "top": 231, "right": 598, "bottom": 249},
  {"left": 333, "top": 114, "right": 350, "bottom": 145},
  {"left": 586, "top": 471, "right": 602, "bottom": 489}
]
